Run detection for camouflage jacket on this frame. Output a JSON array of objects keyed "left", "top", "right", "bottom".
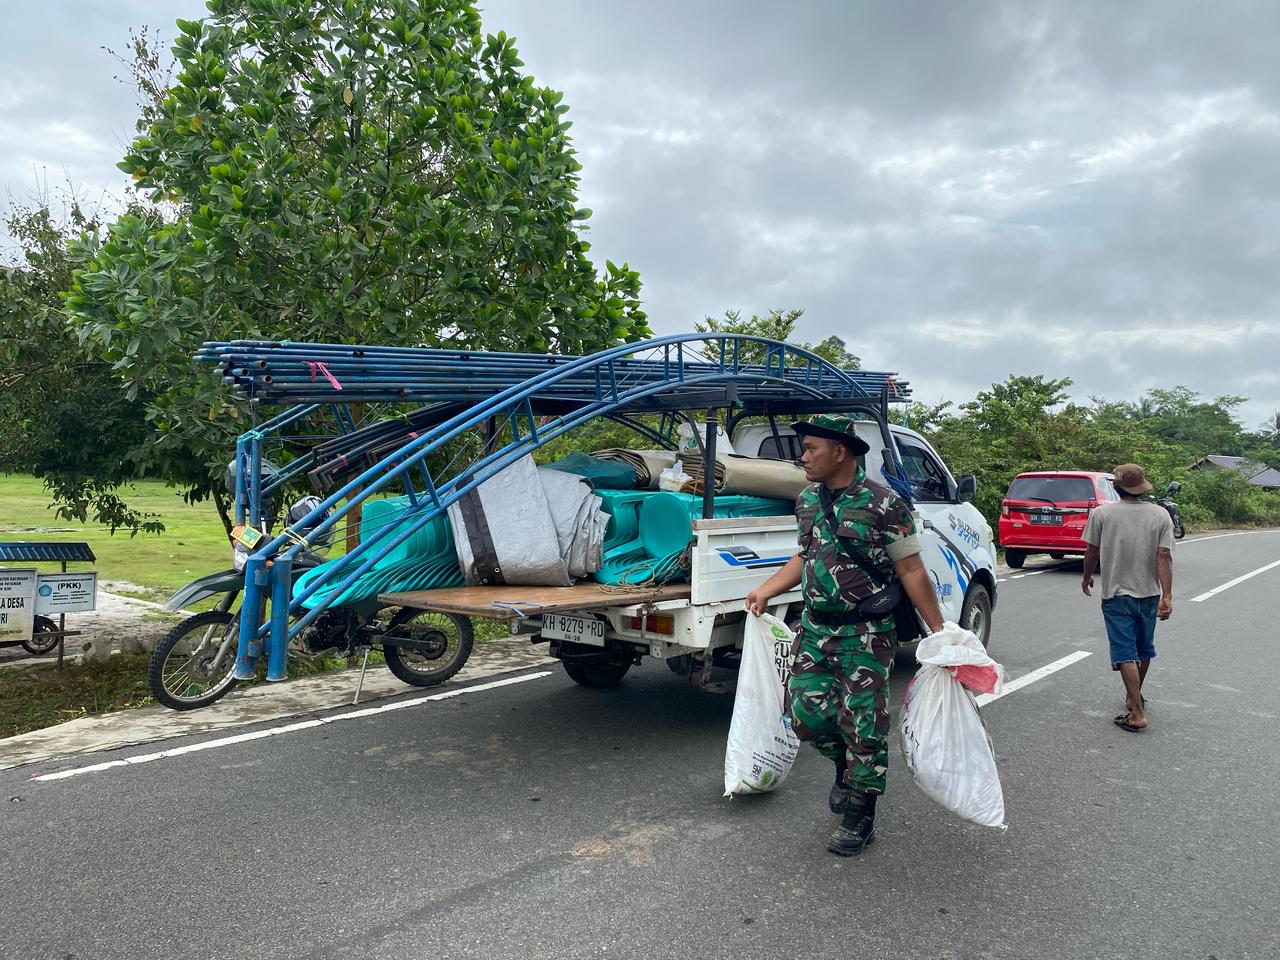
[{"left": 796, "top": 465, "right": 922, "bottom": 636}]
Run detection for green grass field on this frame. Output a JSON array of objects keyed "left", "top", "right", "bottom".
[
  {"left": 1, "top": 473, "right": 508, "bottom": 737},
  {"left": 1, "top": 473, "right": 231, "bottom": 602}
]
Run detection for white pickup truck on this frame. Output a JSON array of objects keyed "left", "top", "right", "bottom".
[{"left": 384, "top": 412, "right": 998, "bottom": 688}]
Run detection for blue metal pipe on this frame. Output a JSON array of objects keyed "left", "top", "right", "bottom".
[
  {"left": 267, "top": 555, "right": 291, "bottom": 681},
  {"left": 234, "top": 556, "right": 267, "bottom": 678}
]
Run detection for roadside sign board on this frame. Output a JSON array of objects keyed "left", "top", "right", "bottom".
[
  {"left": 35, "top": 571, "right": 98, "bottom": 615},
  {"left": 0, "top": 567, "right": 38, "bottom": 642}
]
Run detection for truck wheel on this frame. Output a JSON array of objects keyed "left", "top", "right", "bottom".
[
  {"left": 1004, "top": 549, "right": 1026, "bottom": 569},
  {"left": 560, "top": 643, "right": 631, "bottom": 687},
  {"left": 961, "top": 584, "right": 993, "bottom": 648}
]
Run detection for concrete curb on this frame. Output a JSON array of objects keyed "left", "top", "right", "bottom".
[{"left": 2, "top": 637, "right": 555, "bottom": 772}]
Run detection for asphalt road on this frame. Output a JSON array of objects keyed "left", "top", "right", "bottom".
[{"left": 3, "top": 530, "right": 1278, "bottom": 960}]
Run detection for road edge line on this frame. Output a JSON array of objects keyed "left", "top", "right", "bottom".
[{"left": 31, "top": 671, "right": 554, "bottom": 783}]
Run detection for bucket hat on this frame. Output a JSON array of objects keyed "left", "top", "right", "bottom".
[
  {"left": 1113, "top": 463, "right": 1154, "bottom": 495},
  {"left": 792, "top": 414, "right": 871, "bottom": 455}
]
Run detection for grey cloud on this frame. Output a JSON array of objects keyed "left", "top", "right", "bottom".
[{"left": 3, "top": 0, "right": 1278, "bottom": 427}]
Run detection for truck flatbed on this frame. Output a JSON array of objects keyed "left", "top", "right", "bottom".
[{"left": 379, "top": 583, "right": 692, "bottom": 620}]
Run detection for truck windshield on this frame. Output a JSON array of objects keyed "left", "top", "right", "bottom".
[{"left": 1006, "top": 477, "right": 1097, "bottom": 503}]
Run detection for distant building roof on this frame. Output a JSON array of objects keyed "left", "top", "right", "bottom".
[
  {"left": 1249, "top": 466, "right": 1280, "bottom": 489},
  {"left": 1190, "top": 455, "right": 1280, "bottom": 490}
]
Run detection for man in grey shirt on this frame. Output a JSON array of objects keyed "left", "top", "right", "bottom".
[{"left": 1081, "top": 464, "right": 1174, "bottom": 732}]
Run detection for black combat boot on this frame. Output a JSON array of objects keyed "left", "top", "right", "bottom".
[
  {"left": 827, "top": 790, "right": 877, "bottom": 856},
  {"left": 828, "top": 758, "right": 852, "bottom": 814}
]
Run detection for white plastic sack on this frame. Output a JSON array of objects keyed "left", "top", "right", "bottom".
[
  {"left": 723, "top": 613, "right": 800, "bottom": 796},
  {"left": 657, "top": 457, "right": 691, "bottom": 492},
  {"left": 676, "top": 422, "right": 735, "bottom": 459},
  {"left": 900, "top": 623, "right": 1007, "bottom": 827}
]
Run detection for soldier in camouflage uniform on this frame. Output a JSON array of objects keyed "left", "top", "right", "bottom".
[{"left": 746, "top": 414, "right": 944, "bottom": 856}]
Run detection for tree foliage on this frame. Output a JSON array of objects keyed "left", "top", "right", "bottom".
[
  {"left": 1, "top": 198, "right": 161, "bottom": 533},
  {"left": 65, "top": 0, "right": 649, "bottom": 509},
  {"left": 920, "top": 375, "right": 1279, "bottom": 530},
  {"left": 696, "top": 308, "right": 861, "bottom": 368}
]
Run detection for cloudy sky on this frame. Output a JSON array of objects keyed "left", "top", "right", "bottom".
[{"left": 4, "top": 1, "right": 1278, "bottom": 429}]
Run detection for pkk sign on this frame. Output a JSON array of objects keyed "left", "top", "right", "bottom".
[
  {"left": 0, "top": 568, "right": 38, "bottom": 642},
  {"left": 36, "top": 572, "right": 98, "bottom": 614}
]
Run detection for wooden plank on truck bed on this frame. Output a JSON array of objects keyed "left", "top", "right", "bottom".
[{"left": 379, "top": 583, "right": 692, "bottom": 620}]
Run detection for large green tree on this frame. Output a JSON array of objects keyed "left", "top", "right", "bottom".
[{"left": 66, "top": 0, "right": 648, "bottom": 510}]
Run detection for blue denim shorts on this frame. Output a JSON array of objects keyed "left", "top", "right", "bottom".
[{"left": 1101, "top": 595, "right": 1159, "bottom": 669}]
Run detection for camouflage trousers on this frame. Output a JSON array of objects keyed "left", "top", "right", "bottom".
[{"left": 786, "top": 625, "right": 894, "bottom": 794}]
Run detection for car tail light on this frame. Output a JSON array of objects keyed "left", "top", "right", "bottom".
[
  {"left": 627, "top": 614, "right": 674, "bottom": 635},
  {"left": 1088, "top": 499, "right": 1099, "bottom": 509},
  {"left": 1001, "top": 503, "right": 1009, "bottom": 517}
]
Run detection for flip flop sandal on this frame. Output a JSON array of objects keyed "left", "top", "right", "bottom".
[{"left": 1113, "top": 716, "right": 1146, "bottom": 733}]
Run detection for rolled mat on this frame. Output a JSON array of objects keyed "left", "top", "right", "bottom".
[
  {"left": 590, "top": 449, "right": 678, "bottom": 490},
  {"left": 684, "top": 454, "right": 809, "bottom": 499},
  {"left": 543, "top": 452, "right": 637, "bottom": 490}
]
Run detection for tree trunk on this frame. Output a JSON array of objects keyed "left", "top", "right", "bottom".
[{"left": 213, "top": 488, "right": 234, "bottom": 538}]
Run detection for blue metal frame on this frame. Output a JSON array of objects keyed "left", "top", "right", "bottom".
[{"left": 212, "top": 334, "right": 913, "bottom": 680}]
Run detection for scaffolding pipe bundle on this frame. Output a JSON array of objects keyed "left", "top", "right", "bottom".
[{"left": 197, "top": 338, "right": 910, "bottom": 407}]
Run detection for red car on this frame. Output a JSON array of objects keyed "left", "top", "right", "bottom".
[{"left": 997, "top": 471, "right": 1119, "bottom": 568}]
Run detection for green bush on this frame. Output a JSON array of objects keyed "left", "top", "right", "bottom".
[
  {"left": 1175, "top": 501, "right": 1214, "bottom": 528},
  {"left": 1245, "top": 489, "right": 1280, "bottom": 525},
  {"left": 1178, "top": 470, "right": 1257, "bottom": 524}
]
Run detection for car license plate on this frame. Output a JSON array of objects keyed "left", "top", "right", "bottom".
[
  {"left": 541, "top": 612, "right": 605, "bottom": 646},
  {"left": 1030, "top": 513, "right": 1062, "bottom": 525}
]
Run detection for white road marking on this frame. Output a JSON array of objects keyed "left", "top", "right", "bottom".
[
  {"left": 1181, "top": 530, "right": 1273, "bottom": 544},
  {"left": 31, "top": 671, "right": 554, "bottom": 783},
  {"left": 1189, "top": 559, "right": 1280, "bottom": 603},
  {"left": 976, "top": 651, "right": 1093, "bottom": 706}
]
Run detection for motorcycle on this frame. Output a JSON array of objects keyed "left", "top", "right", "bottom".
[
  {"left": 1156, "top": 481, "right": 1186, "bottom": 540},
  {"left": 148, "top": 495, "right": 473, "bottom": 711}
]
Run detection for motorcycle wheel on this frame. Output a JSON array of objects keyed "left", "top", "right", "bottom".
[
  {"left": 382, "top": 610, "right": 474, "bottom": 687},
  {"left": 21, "top": 615, "right": 61, "bottom": 656},
  {"left": 149, "top": 610, "right": 240, "bottom": 711},
  {"left": 1173, "top": 520, "right": 1186, "bottom": 540}
]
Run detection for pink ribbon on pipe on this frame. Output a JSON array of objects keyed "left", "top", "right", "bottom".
[{"left": 303, "top": 361, "right": 343, "bottom": 391}]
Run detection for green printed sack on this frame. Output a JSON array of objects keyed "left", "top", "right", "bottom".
[{"left": 723, "top": 613, "right": 800, "bottom": 795}]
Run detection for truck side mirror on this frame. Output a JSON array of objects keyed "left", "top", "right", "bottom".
[{"left": 956, "top": 474, "right": 977, "bottom": 503}]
